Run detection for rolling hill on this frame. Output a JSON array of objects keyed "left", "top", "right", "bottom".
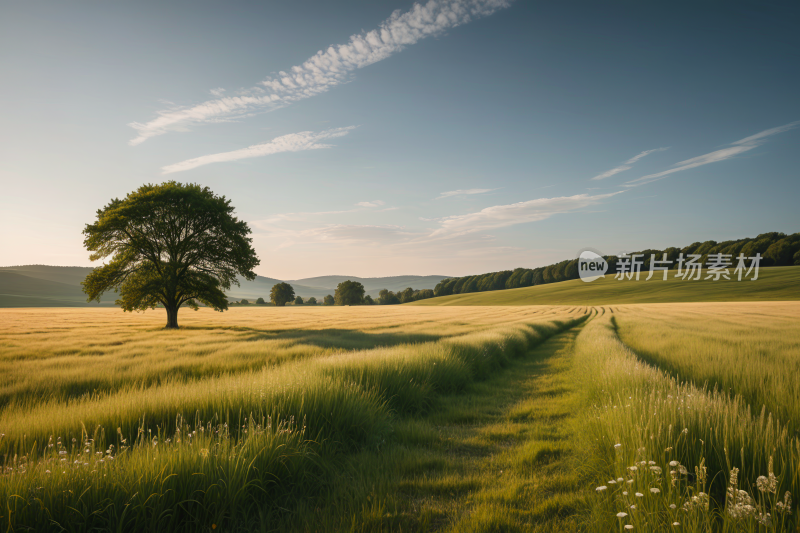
[
  {"left": 0, "top": 266, "right": 450, "bottom": 307},
  {"left": 409, "top": 266, "right": 800, "bottom": 306}
]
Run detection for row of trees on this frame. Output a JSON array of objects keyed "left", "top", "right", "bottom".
[
  {"left": 232, "top": 282, "right": 437, "bottom": 307},
  {"left": 434, "top": 232, "right": 800, "bottom": 297}
]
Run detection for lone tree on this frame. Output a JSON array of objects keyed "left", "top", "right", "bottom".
[
  {"left": 334, "top": 280, "right": 365, "bottom": 306},
  {"left": 256, "top": 297, "right": 266, "bottom": 305},
  {"left": 82, "top": 182, "right": 259, "bottom": 329},
  {"left": 306, "top": 296, "right": 317, "bottom": 305},
  {"left": 270, "top": 282, "right": 295, "bottom": 306},
  {"left": 294, "top": 295, "right": 304, "bottom": 305},
  {"left": 323, "top": 294, "right": 335, "bottom": 306}
]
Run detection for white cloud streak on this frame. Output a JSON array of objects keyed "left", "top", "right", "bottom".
[
  {"left": 129, "top": 0, "right": 512, "bottom": 145},
  {"left": 436, "top": 188, "right": 497, "bottom": 199},
  {"left": 429, "top": 192, "right": 622, "bottom": 237},
  {"left": 624, "top": 122, "right": 799, "bottom": 187},
  {"left": 356, "top": 200, "right": 385, "bottom": 207},
  {"left": 591, "top": 147, "right": 668, "bottom": 180},
  {"left": 299, "top": 224, "right": 416, "bottom": 245},
  {"left": 161, "top": 126, "right": 356, "bottom": 174}
]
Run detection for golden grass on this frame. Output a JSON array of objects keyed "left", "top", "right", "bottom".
[
  {"left": 610, "top": 302, "right": 800, "bottom": 429},
  {"left": 575, "top": 304, "right": 800, "bottom": 532},
  {"left": 0, "top": 306, "right": 589, "bottom": 408},
  {"left": 0, "top": 305, "right": 588, "bottom": 532}
]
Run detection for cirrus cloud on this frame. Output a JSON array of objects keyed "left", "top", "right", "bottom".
[
  {"left": 161, "top": 126, "right": 356, "bottom": 174},
  {"left": 624, "top": 121, "right": 799, "bottom": 187},
  {"left": 429, "top": 192, "right": 623, "bottom": 237},
  {"left": 129, "top": 0, "right": 512, "bottom": 145},
  {"left": 591, "top": 147, "right": 669, "bottom": 181}
]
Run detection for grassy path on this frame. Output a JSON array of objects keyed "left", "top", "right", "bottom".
[{"left": 301, "top": 322, "right": 593, "bottom": 532}]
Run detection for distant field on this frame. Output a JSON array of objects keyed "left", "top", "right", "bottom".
[{"left": 411, "top": 265, "right": 800, "bottom": 305}]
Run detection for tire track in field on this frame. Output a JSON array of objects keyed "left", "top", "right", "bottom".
[{"left": 373, "top": 322, "right": 592, "bottom": 532}]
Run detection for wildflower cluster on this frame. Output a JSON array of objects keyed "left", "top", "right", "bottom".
[{"left": 722, "top": 457, "right": 794, "bottom": 531}]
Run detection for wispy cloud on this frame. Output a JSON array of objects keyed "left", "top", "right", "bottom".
[
  {"left": 161, "top": 126, "right": 355, "bottom": 174},
  {"left": 436, "top": 188, "right": 497, "bottom": 199},
  {"left": 624, "top": 122, "right": 799, "bottom": 187},
  {"left": 591, "top": 147, "right": 668, "bottom": 181},
  {"left": 299, "top": 224, "right": 416, "bottom": 245},
  {"left": 356, "top": 200, "right": 385, "bottom": 207},
  {"left": 429, "top": 192, "right": 622, "bottom": 237},
  {"left": 129, "top": 0, "right": 512, "bottom": 145}
]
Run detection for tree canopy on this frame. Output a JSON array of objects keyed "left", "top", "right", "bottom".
[
  {"left": 82, "top": 181, "right": 259, "bottom": 328},
  {"left": 294, "top": 296, "right": 304, "bottom": 305},
  {"left": 334, "top": 280, "right": 365, "bottom": 305},
  {"left": 433, "top": 231, "right": 800, "bottom": 299},
  {"left": 270, "top": 282, "right": 295, "bottom": 307},
  {"left": 323, "top": 294, "right": 335, "bottom": 306}
]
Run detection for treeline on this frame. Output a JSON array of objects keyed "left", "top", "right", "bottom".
[
  {"left": 434, "top": 231, "right": 800, "bottom": 297},
  {"left": 229, "top": 283, "right": 436, "bottom": 307}
]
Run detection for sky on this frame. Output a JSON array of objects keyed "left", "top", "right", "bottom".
[{"left": 1, "top": 0, "right": 799, "bottom": 279}]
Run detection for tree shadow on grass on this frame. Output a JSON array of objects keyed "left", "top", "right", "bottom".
[{"left": 182, "top": 325, "right": 444, "bottom": 351}]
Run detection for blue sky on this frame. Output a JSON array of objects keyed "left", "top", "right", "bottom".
[{"left": 1, "top": 0, "right": 799, "bottom": 279}]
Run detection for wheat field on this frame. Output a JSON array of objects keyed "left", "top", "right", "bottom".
[
  {"left": 0, "top": 306, "right": 588, "bottom": 532},
  {"left": 1, "top": 302, "right": 798, "bottom": 532}
]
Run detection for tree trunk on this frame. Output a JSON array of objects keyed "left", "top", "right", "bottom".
[{"left": 165, "top": 305, "right": 179, "bottom": 329}]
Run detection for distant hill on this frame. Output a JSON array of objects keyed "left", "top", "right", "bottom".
[
  {"left": 0, "top": 269, "right": 114, "bottom": 307},
  {"left": 0, "top": 265, "right": 450, "bottom": 307},
  {"left": 410, "top": 266, "right": 800, "bottom": 306}
]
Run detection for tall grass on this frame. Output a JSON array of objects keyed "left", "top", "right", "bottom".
[
  {"left": 0, "top": 308, "right": 586, "bottom": 531},
  {"left": 575, "top": 310, "right": 798, "bottom": 532},
  {"left": 612, "top": 302, "right": 800, "bottom": 430},
  {"left": 0, "top": 306, "right": 585, "bottom": 408}
]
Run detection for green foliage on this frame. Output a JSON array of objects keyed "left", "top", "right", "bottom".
[
  {"left": 306, "top": 296, "right": 317, "bottom": 305},
  {"left": 378, "top": 289, "right": 400, "bottom": 305},
  {"left": 324, "top": 294, "right": 335, "bottom": 306},
  {"left": 255, "top": 297, "right": 266, "bottom": 305},
  {"left": 81, "top": 181, "right": 259, "bottom": 328},
  {"left": 270, "top": 282, "right": 295, "bottom": 307},
  {"left": 364, "top": 295, "right": 374, "bottom": 305},
  {"left": 377, "top": 287, "right": 434, "bottom": 304},
  {"left": 432, "top": 232, "right": 800, "bottom": 300},
  {"left": 240, "top": 299, "right": 249, "bottom": 305},
  {"left": 334, "top": 280, "right": 365, "bottom": 306},
  {"left": 294, "top": 296, "right": 304, "bottom": 305},
  {"left": 415, "top": 266, "right": 800, "bottom": 306}
]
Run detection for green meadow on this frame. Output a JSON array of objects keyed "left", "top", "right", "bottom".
[{"left": 412, "top": 266, "right": 800, "bottom": 306}]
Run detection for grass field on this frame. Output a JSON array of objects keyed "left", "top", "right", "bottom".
[
  {"left": 411, "top": 266, "right": 800, "bottom": 306},
  {"left": 0, "top": 306, "right": 588, "bottom": 532},
  {"left": 1, "top": 301, "right": 798, "bottom": 532}
]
